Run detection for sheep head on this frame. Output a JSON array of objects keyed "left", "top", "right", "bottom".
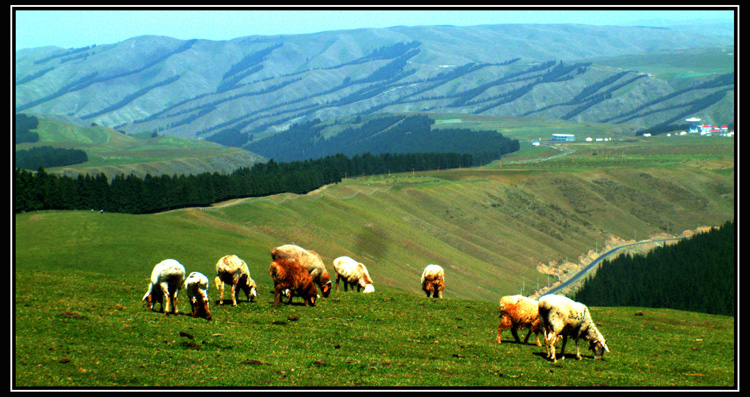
[
  {"left": 321, "top": 280, "right": 332, "bottom": 297},
  {"left": 143, "top": 293, "right": 154, "bottom": 310},
  {"left": 589, "top": 339, "right": 609, "bottom": 359},
  {"left": 302, "top": 283, "right": 319, "bottom": 306},
  {"left": 142, "top": 284, "right": 162, "bottom": 310},
  {"left": 240, "top": 276, "right": 258, "bottom": 301},
  {"left": 320, "top": 272, "right": 333, "bottom": 298}
]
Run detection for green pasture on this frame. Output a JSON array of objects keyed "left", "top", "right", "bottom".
[
  {"left": 14, "top": 268, "right": 735, "bottom": 388},
  {"left": 14, "top": 121, "right": 735, "bottom": 388}
]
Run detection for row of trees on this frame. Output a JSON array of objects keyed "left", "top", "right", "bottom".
[
  {"left": 16, "top": 146, "right": 88, "bottom": 170},
  {"left": 245, "top": 115, "right": 520, "bottom": 165},
  {"left": 14, "top": 151, "right": 480, "bottom": 215},
  {"left": 574, "top": 220, "right": 735, "bottom": 316},
  {"left": 15, "top": 114, "right": 39, "bottom": 143}
]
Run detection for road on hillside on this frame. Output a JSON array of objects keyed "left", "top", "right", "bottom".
[{"left": 541, "top": 238, "right": 683, "bottom": 297}]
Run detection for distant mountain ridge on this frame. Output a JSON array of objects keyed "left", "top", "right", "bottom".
[{"left": 15, "top": 23, "right": 734, "bottom": 148}]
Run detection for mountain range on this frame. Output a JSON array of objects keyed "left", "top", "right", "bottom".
[{"left": 15, "top": 23, "right": 734, "bottom": 152}]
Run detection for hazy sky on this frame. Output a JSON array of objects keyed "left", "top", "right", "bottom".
[{"left": 13, "top": 7, "right": 736, "bottom": 50}]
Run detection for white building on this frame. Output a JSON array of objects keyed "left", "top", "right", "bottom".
[
  {"left": 550, "top": 134, "right": 575, "bottom": 142},
  {"left": 686, "top": 117, "right": 701, "bottom": 133}
]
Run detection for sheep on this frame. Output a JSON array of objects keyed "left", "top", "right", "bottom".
[
  {"left": 332, "top": 256, "right": 375, "bottom": 293},
  {"left": 537, "top": 294, "right": 609, "bottom": 363},
  {"left": 269, "top": 258, "right": 318, "bottom": 307},
  {"left": 496, "top": 295, "right": 542, "bottom": 346},
  {"left": 271, "top": 244, "right": 332, "bottom": 298},
  {"left": 184, "top": 272, "right": 212, "bottom": 320},
  {"left": 421, "top": 264, "right": 445, "bottom": 298},
  {"left": 142, "top": 259, "right": 186, "bottom": 315},
  {"left": 215, "top": 255, "right": 258, "bottom": 306}
]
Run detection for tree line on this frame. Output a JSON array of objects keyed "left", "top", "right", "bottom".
[
  {"left": 245, "top": 115, "right": 519, "bottom": 165},
  {"left": 16, "top": 146, "right": 88, "bottom": 170},
  {"left": 14, "top": 151, "right": 481, "bottom": 215},
  {"left": 574, "top": 220, "right": 735, "bottom": 316}
]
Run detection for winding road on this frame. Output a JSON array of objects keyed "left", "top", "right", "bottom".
[{"left": 541, "top": 237, "right": 683, "bottom": 296}]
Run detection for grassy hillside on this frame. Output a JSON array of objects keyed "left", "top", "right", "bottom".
[
  {"left": 15, "top": 133, "right": 734, "bottom": 302},
  {"left": 13, "top": 130, "right": 735, "bottom": 388},
  {"left": 14, "top": 269, "right": 735, "bottom": 388},
  {"left": 14, "top": 115, "right": 265, "bottom": 179}
]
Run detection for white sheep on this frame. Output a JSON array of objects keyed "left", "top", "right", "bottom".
[
  {"left": 271, "top": 244, "right": 332, "bottom": 297},
  {"left": 496, "top": 295, "right": 542, "bottom": 345},
  {"left": 215, "top": 255, "right": 258, "bottom": 306},
  {"left": 332, "top": 256, "right": 375, "bottom": 293},
  {"left": 142, "top": 259, "right": 186, "bottom": 315},
  {"left": 184, "top": 272, "right": 212, "bottom": 320},
  {"left": 421, "top": 264, "right": 445, "bottom": 298},
  {"left": 537, "top": 294, "right": 609, "bottom": 363}
]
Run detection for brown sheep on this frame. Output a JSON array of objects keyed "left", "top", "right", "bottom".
[
  {"left": 496, "top": 295, "right": 542, "bottom": 345},
  {"left": 271, "top": 244, "right": 332, "bottom": 297},
  {"left": 269, "top": 258, "right": 318, "bottom": 307}
]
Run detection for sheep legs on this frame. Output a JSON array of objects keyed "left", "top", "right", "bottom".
[
  {"left": 545, "top": 334, "right": 580, "bottom": 363},
  {"left": 496, "top": 317, "right": 514, "bottom": 344},
  {"left": 231, "top": 281, "right": 239, "bottom": 306},
  {"left": 273, "top": 287, "right": 286, "bottom": 307},
  {"left": 524, "top": 329, "right": 542, "bottom": 346},
  {"left": 159, "top": 282, "right": 178, "bottom": 315},
  {"left": 191, "top": 291, "right": 212, "bottom": 320},
  {"left": 217, "top": 280, "right": 239, "bottom": 306}
]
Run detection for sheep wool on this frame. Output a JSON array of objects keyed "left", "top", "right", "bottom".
[
  {"left": 538, "top": 294, "right": 609, "bottom": 363},
  {"left": 269, "top": 258, "right": 318, "bottom": 307},
  {"left": 184, "top": 271, "right": 212, "bottom": 320},
  {"left": 421, "top": 264, "right": 445, "bottom": 298},
  {"left": 142, "top": 259, "right": 186, "bottom": 315},
  {"left": 496, "top": 295, "right": 542, "bottom": 345},
  {"left": 333, "top": 256, "right": 375, "bottom": 293},
  {"left": 271, "top": 244, "right": 332, "bottom": 297},
  {"left": 215, "top": 255, "right": 258, "bottom": 306}
]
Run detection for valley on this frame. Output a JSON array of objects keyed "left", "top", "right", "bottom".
[
  {"left": 15, "top": 131, "right": 734, "bottom": 302},
  {"left": 12, "top": 17, "right": 736, "bottom": 388},
  {"left": 12, "top": 133, "right": 736, "bottom": 388}
]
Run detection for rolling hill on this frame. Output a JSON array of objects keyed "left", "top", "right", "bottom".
[
  {"left": 15, "top": 24, "right": 734, "bottom": 153},
  {"left": 13, "top": 134, "right": 736, "bottom": 388},
  {"left": 13, "top": 114, "right": 265, "bottom": 179},
  {"left": 15, "top": 132, "right": 735, "bottom": 302}
]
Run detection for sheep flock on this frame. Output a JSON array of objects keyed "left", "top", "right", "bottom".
[{"left": 141, "top": 245, "right": 608, "bottom": 363}]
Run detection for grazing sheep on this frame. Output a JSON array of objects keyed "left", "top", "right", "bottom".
[
  {"left": 421, "top": 264, "right": 445, "bottom": 298},
  {"left": 538, "top": 294, "right": 609, "bottom": 363},
  {"left": 184, "top": 272, "right": 212, "bottom": 320},
  {"left": 215, "top": 255, "right": 258, "bottom": 306},
  {"left": 269, "top": 258, "right": 318, "bottom": 307},
  {"left": 332, "top": 256, "right": 375, "bottom": 293},
  {"left": 271, "top": 244, "right": 332, "bottom": 297},
  {"left": 142, "top": 259, "right": 186, "bottom": 315},
  {"left": 496, "top": 295, "right": 542, "bottom": 346}
]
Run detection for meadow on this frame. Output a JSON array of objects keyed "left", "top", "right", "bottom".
[
  {"left": 14, "top": 124, "right": 735, "bottom": 389},
  {"left": 14, "top": 269, "right": 736, "bottom": 388}
]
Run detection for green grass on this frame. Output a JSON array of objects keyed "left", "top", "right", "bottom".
[
  {"left": 14, "top": 133, "right": 734, "bottom": 302},
  {"left": 14, "top": 269, "right": 735, "bottom": 388},
  {"left": 14, "top": 126, "right": 735, "bottom": 388}
]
